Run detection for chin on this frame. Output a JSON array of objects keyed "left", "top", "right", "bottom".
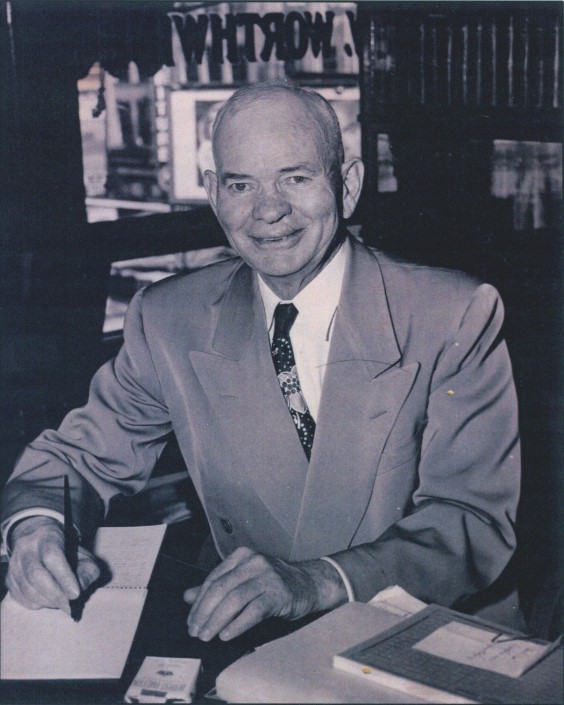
[{"left": 259, "top": 257, "right": 307, "bottom": 277}]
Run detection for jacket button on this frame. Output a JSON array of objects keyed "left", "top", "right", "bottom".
[{"left": 220, "top": 518, "right": 233, "bottom": 534}]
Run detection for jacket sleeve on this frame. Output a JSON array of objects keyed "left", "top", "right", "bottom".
[
  {"left": 0, "top": 289, "right": 172, "bottom": 542},
  {"left": 329, "top": 283, "right": 521, "bottom": 606}
]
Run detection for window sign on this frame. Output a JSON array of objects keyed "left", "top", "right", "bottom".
[{"left": 78, "top": 2, "right": 361, "bottom": 222}]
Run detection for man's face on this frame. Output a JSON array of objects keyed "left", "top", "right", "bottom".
[{"left": 204, "top": 95, "right": 342, "bottom": 298}]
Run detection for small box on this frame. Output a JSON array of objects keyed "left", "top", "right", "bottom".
[{"left": 125, "top": 656, "right": 201, "bottom": 703}]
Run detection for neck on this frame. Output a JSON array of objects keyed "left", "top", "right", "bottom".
[{"left": 261, "top": 230, "right": 346, "bottom": 300}]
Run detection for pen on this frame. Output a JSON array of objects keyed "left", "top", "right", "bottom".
[{"left": 63, "top": 475, "right": 82, "bottom": 622}]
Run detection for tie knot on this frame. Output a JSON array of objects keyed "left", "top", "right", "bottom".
[{"left": 273, "top": 303, "right": 298, "bottom": 339}]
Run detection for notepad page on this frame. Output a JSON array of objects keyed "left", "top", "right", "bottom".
[
  {"left": 93, "top": 524, "right": 167, "bottom": 588},
  {"left": 0, "top": 589, "right": 147, "bottom": 679},
  {"left": 0, "top": 524, "right": 166, "bottom": 680}
]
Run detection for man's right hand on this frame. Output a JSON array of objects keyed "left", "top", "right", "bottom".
[{"left": 5, "top": 516, "right": 100, "bottom": 612}]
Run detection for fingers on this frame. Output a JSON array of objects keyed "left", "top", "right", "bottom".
[
  {"left": 196, "top": 580, "right": 270, "bottom": 642},
  {"left": 41, "top": 541, "right": 81, "bottom": 599},
  {"left": 186, "top": 547, "right": 253, "bottom": 621},
  {"left": 7, "top": 553, "right": 72, "bottom": 610},
  {"left": 183, "top": 586, "right": 200, "bottom": 604},
  {"left": 186, "top": 547, "right": 256, "bottom": 637},
  {"left": 5, "top": 567, "right": 69, "bottom": 612},
  {"left": 6, "top": 517, "right": 99, "bottom": 611},
  {"left": 76, "top": 548, "right": 101, "bottom": 591},
  {"left": 218, "top": 597, "right": 269, "bottom": 641},
  {"left": 185, "top": 548, "right": 314, "bottom": 642}
]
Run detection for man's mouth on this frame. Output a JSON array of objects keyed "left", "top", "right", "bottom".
[{"left": 252, "top": 229, "right": 302, "bottom": 244}]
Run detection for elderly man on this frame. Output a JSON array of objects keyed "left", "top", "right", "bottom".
[{"left": 1, "top": 82, "right": 520, "bottom": 643}]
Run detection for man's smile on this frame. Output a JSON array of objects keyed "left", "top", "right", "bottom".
[{"left": 250, "top": 229, "right": 303, "bottom": 246}]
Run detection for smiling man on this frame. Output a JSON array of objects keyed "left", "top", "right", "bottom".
[
  {"left": 203, "top": 85, "right": 356, "bottom": 301},
  {"left": 2, "top": 82, "right": 520, "bottom": 642}
]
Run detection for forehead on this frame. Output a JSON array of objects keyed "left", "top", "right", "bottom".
[{"left": 214, "top": 95, "right": 328, "bottom": 173}]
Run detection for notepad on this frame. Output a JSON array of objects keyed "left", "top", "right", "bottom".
[
  {"left": 333, "top": 605, "right": 563, "bottom": 704},
  {"left": 0, "top": 523, "right": 166, "bottom": 680}
]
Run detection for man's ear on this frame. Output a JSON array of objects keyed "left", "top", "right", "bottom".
[
  {"left": 203, "top": 170, "right": 219, "bottom": 216},
  {"left": 341, "top": 158, "right": 365, "bottom": 220}
]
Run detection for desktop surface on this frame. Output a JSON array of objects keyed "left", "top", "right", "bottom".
[{"left": 0, "top": 521, "right": 319, "bottom": 705}]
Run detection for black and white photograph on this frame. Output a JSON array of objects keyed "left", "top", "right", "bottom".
[{"left": 0, "top": 1, "right": 562, "bottom": 704}]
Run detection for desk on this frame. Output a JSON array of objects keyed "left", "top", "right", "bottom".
[
  {"left": 0, "top": 522, "right": 319, "bottom": 705},
  {"left": 4, "top": 523, "right": 561, "bottom": 705}
]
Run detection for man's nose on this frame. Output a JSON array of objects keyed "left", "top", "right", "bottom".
[{"left": 252, "top": 190, "right": 292, "bottom": 223}]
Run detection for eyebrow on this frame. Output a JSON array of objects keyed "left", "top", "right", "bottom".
[
  {"left": 221, "top": 172, "right": 253, "bottom": 184},
  {"left": 221, "top": 164, "right": 320, "bottom": 184},
  {"left": 279, "top": 164, "right": 319, "bottom": 174}
]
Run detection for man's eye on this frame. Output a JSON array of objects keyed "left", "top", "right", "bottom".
[
  {"left": 228, "top": 182, "right": 252, "bottom": 193},
  {"left": 286, "top": 175, "right": 310, "bottom": 185}
]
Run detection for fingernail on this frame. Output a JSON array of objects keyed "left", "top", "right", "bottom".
[
  {"left": 69, "top": 586, "right": 80, "bottom": 599},
  {"left": 200, "top": 630, "right": 210, "bottom": 641},
  {"left": 189, "top": 626, "right": 199, "bottom": 638},
  {"left": 80, "top": 573, "right": 96, "bottom": 589}
]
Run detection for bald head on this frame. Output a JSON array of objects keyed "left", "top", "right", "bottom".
[{"left": 211, "top": 82, "right": 346, "bottom": 193}]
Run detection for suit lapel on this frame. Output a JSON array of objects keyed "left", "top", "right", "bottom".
[
  {"left": 290, "top": 239, "right": 419, "bottom": 560},
  {"left": 189, "top": 263, "right": 309, "bottom": 542}
]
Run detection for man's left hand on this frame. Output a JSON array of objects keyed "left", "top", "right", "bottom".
[{"left": 184, "top": 547, "right": 347, "bottom": 641}]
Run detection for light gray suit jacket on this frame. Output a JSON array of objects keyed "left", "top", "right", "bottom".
[{"left": 1, "top": 236, "right": 520, "bottom": 606}]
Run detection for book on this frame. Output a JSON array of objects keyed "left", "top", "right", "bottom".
[
  {"left": 0, "top": 523, "right": 166, "bottom": 680},
  {"left": 333, "top": 604, "right": 563, "bottom": 705}
]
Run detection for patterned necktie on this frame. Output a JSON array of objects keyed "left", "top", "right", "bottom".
[{"left": 271, "top": 303, "right": 316, "bottom": 460}]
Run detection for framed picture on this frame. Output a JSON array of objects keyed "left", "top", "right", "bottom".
[
  {"left": 313, "top": 86, "right": 361, "bottom": 164},
  {"left": 169, "top": 85, "right": 361, "bottom": 203},
  {"left": 170, "top": 88, "right": 235, "bottom": 202}
]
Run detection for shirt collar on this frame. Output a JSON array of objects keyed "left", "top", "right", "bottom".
[{"left": 258, "top": 237, "right": 350, "bottom": 334}]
